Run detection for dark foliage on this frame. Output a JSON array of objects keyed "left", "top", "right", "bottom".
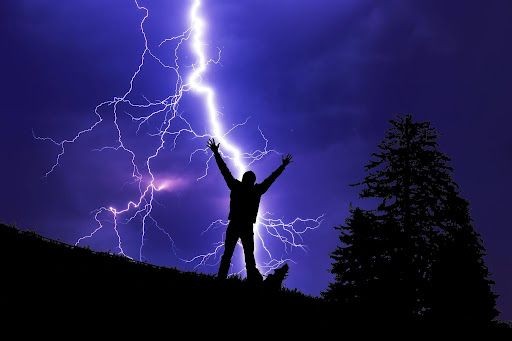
[
  {"left": 428, "top": 222, "right": 499, "bottom": 325},
  {"left": 323, "top": 115, "right": 499, "bottom": 325}
]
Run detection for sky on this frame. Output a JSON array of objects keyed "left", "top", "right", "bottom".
[{"left": 1, "top": 0, "right": 511, "bottom": 319}]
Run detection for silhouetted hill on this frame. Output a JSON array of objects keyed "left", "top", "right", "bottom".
[
  {"left": 2, "top": 223, "right": 510, "bottom": 329},
  {"left": 0, "top": 223, "right": 323, "bottom": 316}
]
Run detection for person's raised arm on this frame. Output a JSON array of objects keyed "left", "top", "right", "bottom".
[
  {"left": 207, "top": 138, "right": 236, "bottom": 189},
  {"left": 259, "top": 154, "right": 292, "bottom": 194}
]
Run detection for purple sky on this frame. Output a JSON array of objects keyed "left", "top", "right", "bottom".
[{"left": 1, "top": 0, "right": 511, "bottom": 319}]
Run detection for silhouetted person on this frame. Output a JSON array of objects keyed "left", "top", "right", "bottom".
[{"left": 207, "top": 138, "right": 292, "bottom": 282}]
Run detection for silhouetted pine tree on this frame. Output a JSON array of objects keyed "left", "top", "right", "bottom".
[
  {"left": 324, "top": 115, "right": 497, "bottom": 323},
  {"left": 322, "top": 208, "right": 378, "bottom": 305},
  {"left": 428, "top": 193, "right": 498, "bottom": 325},
  {"left": 323, "top": 207, "right": 403, "bottom": 319}
]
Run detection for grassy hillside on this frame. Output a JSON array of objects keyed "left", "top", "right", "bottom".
[
  {"left": 0, "top": 223, "right": 324, "bottom": 314},
  {"left": 2, "top": 223, "right": 511, "bottom": 330}
]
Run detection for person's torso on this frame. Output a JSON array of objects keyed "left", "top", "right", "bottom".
[{"left": 229, "top": 182, "right": 262, "bottom": 223}]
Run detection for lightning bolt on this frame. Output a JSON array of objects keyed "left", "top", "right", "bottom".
[{"left": 35, "top": 0, "right": 322, "bottom": 278}]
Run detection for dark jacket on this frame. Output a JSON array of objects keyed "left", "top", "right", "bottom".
[{"left": 213, "top": 151, "right": 285, "bottom": 224}]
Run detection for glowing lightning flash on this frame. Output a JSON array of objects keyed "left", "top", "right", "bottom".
[
  {"left": 35, "top": 0, "right": 322, "bottom": 277},
  {"left": 187, "top": 1, "right": 246, "bottom": 179}
]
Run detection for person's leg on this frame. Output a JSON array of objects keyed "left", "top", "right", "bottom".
[
  {"left": 218, "top": 223, "right": 238, "bottom": 279},
  {"left": 240, "top": 225, "right": 262, "bottom": 282}
]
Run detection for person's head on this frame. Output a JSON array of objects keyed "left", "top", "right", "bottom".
[{"left": 242, "top": 171, "right": 256, "bottom": 185}]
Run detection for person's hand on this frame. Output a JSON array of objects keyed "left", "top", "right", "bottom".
[
  {"left": 207, "top": 138, "right": 220, "bottom": 153},
  {"left": 282, "top": 153, "right": 292, "bottom": 167}
]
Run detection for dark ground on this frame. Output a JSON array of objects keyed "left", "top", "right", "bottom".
[
  {"left": 1, "top": 223, "right": 509, "bottom": 330},
  {"left": 0, "top": 223, "right": 326, "bottom": 318}
]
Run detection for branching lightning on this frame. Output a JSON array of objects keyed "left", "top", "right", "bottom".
[{"left": 35, "top": 0, "right": 322, "bottom": 277}]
